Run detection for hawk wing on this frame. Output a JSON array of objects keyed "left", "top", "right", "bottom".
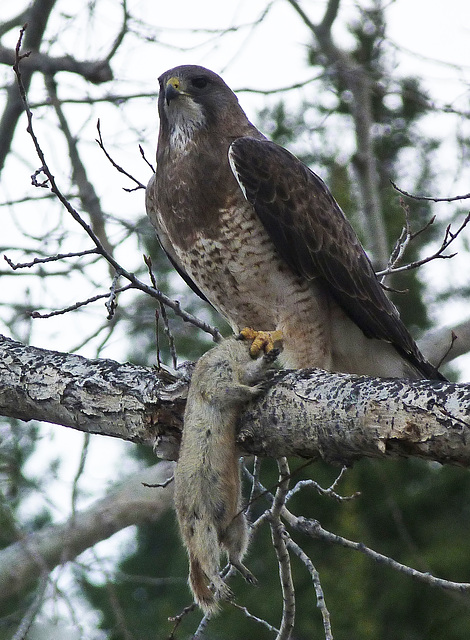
[
  {"left": 146, "top": 174, "right": 211, "bottom": 305},
  {"left": 229, "top": 137, "right": 445, "bottom": 380}
]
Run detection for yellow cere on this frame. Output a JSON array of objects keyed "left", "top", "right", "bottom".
[{"left": 167, "top": 77, "right": 180, "bottom": 90}]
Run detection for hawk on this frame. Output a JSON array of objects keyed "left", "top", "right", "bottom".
[{"left": 146, "top": 65, "right": 445, "bottom": 380}]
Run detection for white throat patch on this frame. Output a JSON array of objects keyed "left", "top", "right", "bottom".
[{"left": 166, "top": 99, "right": 206, "bottom": 152}]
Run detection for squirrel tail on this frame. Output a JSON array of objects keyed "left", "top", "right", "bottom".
[
  {"left": 187, "top": 519, "right": 233, "bottom": 615},
  {"left": 189, "top": 555, "right": 232, "bottom": 616}
]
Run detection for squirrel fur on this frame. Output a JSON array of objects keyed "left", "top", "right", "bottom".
[{"left": 174, "top": 336, "right": 279, "bottom": 615}]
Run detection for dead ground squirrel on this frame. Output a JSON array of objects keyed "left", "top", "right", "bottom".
[{"left": 174, "top": 335, "right": 281, "bottom": 615}]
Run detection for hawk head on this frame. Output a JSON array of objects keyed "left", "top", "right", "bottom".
[{"left": 157, "top": 65, "right": 252, "bottom": 151}]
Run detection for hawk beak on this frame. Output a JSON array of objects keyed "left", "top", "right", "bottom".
[{"left": 165, "top": 77, "right": 184, "bottom": 105}]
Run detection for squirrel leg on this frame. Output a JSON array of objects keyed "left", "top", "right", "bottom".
[{"left": 221, "top": 511, "right": 258, "bottom": 586}]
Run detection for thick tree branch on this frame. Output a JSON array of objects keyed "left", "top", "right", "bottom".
[
  {"left": 419, "top": 317, "right": 470, "bottom": 366},
  {"left": 0, "top": 334, "right": 186, "bottom": 446},
  {"left": 0, "top": 462, "right": 174, "bottom": 603},
  {"left": 0, "top": 335, "right": 469, "bottom": 468}
]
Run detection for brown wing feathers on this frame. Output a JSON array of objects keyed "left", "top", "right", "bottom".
[{"left": 229, "top": 137, "right": 446, "bottom": 381}]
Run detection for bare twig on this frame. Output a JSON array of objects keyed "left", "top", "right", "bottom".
[
  {"left": 286, "top": 466, "right": 360, "bottom": 503},
  {"left": 376, "top": 212, "right": 470, "bottom": 278},
  {"left": 167, "top": 602, "right": 197, "bottom": 639},
  {"left": 230, "top": 602, "right": 280, "bottom": 634},
  {"left": 270, "top": 458, "right": 295, "bottom": 640},
  {"left": 12, "top": 36, "right": 222, "bottom": 342},
  {"left": 379, "top": 199, "right": 413, "bottom": 282},
  {"left": 11, "top": 573, "right": 49, "bottom": 640},
  {"left": 287, "top": 514, "right": 470, "bottom": 593},
  {"left": 71, "top": 433, "right": 90, "bottom": 519},
  {"left": 391, "top": 181, "right": 470, "bottom": 203},
  {"left": 96, "top": 119, "right": 146, "bottom": 191},
  {"left": 245, "top": 456, "right": 263, "bottom": 523},
  {"left": 105, "top": 270, "right": 123, "bottom": 319},
  {"left": 139, "top": 144, "right": 155, "bottom": 173},
  {"left": 4, "top": 248, "right": 99, "bottom": 270},
  {"left": 30, "top": 285, "right": 133, "bottom": 318},
  {"left": 238, "top": 73, "right": 323, "bottom": 95},
  {"left": 142, "top": 475, "right": 174, "bottom": 489},
  {"left": 144, "top": 255, "right": 178, "bottom": 368},
  {"left": 286, "top": 538, "right": 333, "bottom": 640}
]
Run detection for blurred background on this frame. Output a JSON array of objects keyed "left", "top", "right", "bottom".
[{"left": 1, "top": 1, "right": 470, "bottom": 638}]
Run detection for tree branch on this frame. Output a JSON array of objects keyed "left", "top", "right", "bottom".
[
  {"left": 0, "top": 45, "right": 113, "bottom": 83},
  {"left": 0, "top": 334, "right": 186, "bottom": 446},
  {"left": 0, "top": 0, "right": 56, "bottom": 173},
  {"left": 0, "top": 462, "right": 174, "bottom": 603},
  {"left": 419, "top": 317, "right": 470, "bottom": 366},
  {"left": 1, "top": 335, "right": 470, "bottom": 468},
  {"left": 286, "top": 0, "right": 390, "bottom": 265}
]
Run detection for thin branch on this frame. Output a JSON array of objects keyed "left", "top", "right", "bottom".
[
  {"left": 230, "top": 602, "right": 280, "bottom": 634},
  {"left": 141, "top": 475, "right": 174, "bottom": 489},
  {"left": 96, "top": 119, "right": 146, "bottom": 191},
  {"left": 28, "top": 91, "right": 158, "bottom": 108},
  {"left": 139, "top": 144, "right": 155, "bottom": 173},
  {"left": 286, "top": 538, "right": 333, "bottom": 640},
  {"left": 12, "top": 37, "right": 222, "bottom": 341},
  {"left": 270, "top": 458, "right": 295, "bottom": 640},
  {"left": 11, "top": 573, "right": 49, "bottom": 640},
  {"left": 167, "top": 603, "right": 197, "bottom": 639},
  {"left": 287, "top": 514, "right": 470, "bottom": 593},
  {"left": 4, "top": 248, "right": 99, "bottom": 270},
  {"left": 30, "top": 284, "right": 133, "bottom": 319},
  {"left": 105, "top": 270, "right": 123, "bottom": 320},
  {"left": 391, "top": 181, "right": 470, "bottom": 203},
  {"left": 71, "top": 433, "right": 90, "bottom": 519},
  {"left": 286, "top": 467, "right": 360, "bottom": 503},
  {"left": 144, "top": 255, "right": 178, "bottom": 368},
  {"left": 376, "top": 212, "right": 470, "bottom": 278},
  {"left": 237, "top": 73, "right": 324, "bottom": 95}
]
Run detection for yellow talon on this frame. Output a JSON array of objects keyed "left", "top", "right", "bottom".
[{"left": 238, "top": 328, "right": 283, "bottom": 358}]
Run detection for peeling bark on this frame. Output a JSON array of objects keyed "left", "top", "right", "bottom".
[
  {"left": 239, "top": 369, "right": 470, "bottom": 466},
  {"left": 1, "top": 335, "right": 469, "bottom": 468},
  {"left": 0, "top": 334, "right": 186, "bottom": 447}
]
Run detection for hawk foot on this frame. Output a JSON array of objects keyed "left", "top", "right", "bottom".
[{"left": 238, "top": 328, "right": 283, "bottom": 358}]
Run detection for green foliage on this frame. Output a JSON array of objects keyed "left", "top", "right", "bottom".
[{"left": 80, "top": 459, "right": 470, "bottom": 639}]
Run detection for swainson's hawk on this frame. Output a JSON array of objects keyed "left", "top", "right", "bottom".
[{"left": 146, "top": 65, "right": 445, "bottom": 380}]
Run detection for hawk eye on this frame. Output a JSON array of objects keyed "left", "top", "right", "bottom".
[{"left": 191, "top": 76, "right": 208, "bottom": 89}]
